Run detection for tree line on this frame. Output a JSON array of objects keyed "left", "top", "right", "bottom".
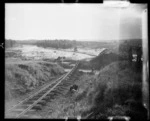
[
  {"left": 5, "top": 39, "right": 17, "bottom": 48},
  {"left": 34, "top": 40, "right": 77, "bottom": 49},
  {"left": 119, "top": 39, "right": 142, "bottom": 72}
]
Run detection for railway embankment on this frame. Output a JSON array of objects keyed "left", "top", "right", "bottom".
[
  {"left": 5, "top": 48, "right": 146, "bottom": 119},
  {"left": 34, "top": 60, "right": 145, "bottom": 119},
  {"left": 76, "top": 61, "right": 146, "bottom": 120},
  {"left": 5, "top": 60, "right": 65, "bottom": 111}
]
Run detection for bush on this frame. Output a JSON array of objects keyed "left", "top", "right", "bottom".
[
  {"left": 86, "top": 61, "right": 143, "bottom": 119},
  {"left": 106, "top": 104, "right": 128, "bottom": 116},
  {"left": 5, "top": 61, "right": 64, "bottom": 100}
]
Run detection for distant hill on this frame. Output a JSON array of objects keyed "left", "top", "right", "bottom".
[
  {"left": 87, "top": 39, "right": 142, "bottom": 70},
  {"left": 5, "top": 39, "right": 17, "bottom": 48},
  {"left": 90, "top": 49, "right": 119, "bottom": 70},
  {"left": 79, "top": 49, "right": 119, "bottom": 70},
  {"left": 85, "top": 61, "right": 145, "bottom": 119}
]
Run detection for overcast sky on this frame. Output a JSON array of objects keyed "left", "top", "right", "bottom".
[{"left": 5, "top": 4, "right": 146, "bottom": 41}]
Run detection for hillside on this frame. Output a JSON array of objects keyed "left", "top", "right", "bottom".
[
  {"left": 90, "top": 49, "right": 119, "bottom": 69},
  {"left": 50, "top": 61, "right": 147, "bottom": 119},
  {"left": 79, "top": 49, "right": 119, "bottom": 70},
  {"left": 79, "top": 61, "right": 147, "bottom": 119},
  {"left": 5, "top": 60, "right": 65, "bottom": 101},
  {"left": 5, "top": 39, "right": 145, "bottom": 119}
]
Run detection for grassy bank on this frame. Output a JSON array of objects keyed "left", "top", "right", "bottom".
[
  {"left": 81, "top": 61, "right": 146, "bottom": 120},
  {"left": 79, "top": 50, "right": 119, "bottom": 70},
  {"left": 5, "top": 61, "right": 65, "bottom": 101},
  {"left": 50, "top": 61, "right": 146, "bottom": 119}
]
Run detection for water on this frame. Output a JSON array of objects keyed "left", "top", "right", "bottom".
[{"left": 6, "top": 45, "right": 103, "bottom": 61}]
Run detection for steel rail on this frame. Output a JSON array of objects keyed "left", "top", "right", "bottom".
[
  {"left": 15, "top": 61, "right": 79, "bottom": 118},
  {"left": 6, "top": 74, "right": 65, "bottom": 113}
]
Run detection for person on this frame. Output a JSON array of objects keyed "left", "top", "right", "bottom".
[{"left": 70, "top": 84, "right": 78, "bottom": 93}]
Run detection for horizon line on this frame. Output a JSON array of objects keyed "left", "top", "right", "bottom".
[{"left": 5, "top": 38, "right": 142, "bottom": 42}]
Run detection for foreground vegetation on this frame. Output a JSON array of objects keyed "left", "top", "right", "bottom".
[
  {"left": 5, "top": 39, "right": 146, "bottom": 119},
  {"left": 40, "top": 61, "right": 146, "bottom": 120},
  {"left": 48, "top": 38, "right": 145, "bottom": 119},
  {"left": 79, "top": 49, "right": 119, "bottom": 70},
  {"left": 5, "top": 61, "right": 65, "bottom": 101},
  {"left": 84, "top": 61, "right": 146, "bottom": 119}
]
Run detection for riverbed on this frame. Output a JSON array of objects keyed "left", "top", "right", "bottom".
[{"left": 5, "top": 45, "right": 97, "bottom": 61}]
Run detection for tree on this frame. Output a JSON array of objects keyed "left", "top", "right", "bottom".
[
  {"left": 128, "top": 46, "right": 133, "bottom": 63},
  {"left": 135, "top": 46, "right": 142, "bottom": 72}
]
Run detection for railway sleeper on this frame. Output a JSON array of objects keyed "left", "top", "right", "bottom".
[
  {"left": 37, "top": 100, "right": 47, "bottom": 105},
  {"left": 57, "top": 90, "right": 67, "bottom": 94},
  {"left": 64, "top": 80, "right": 72, "bottom": 83},
  {"left": 51, "top": 90, "right": 62, "bottom": 95},
  {"left": 20, "top": 114, "right": 41, "bottom": 119},
  {"left": 63, "top": 78, "right": 69, "bottom": 81},
  {"left": 6, "top": 113, "right": 19, "bottom": 118},
  {"left": 39, "top": 91, "right": 50, "bottom": 95},
  {"left": 46, "top": 94, "right": 56, "bottom": 99},
  {"left": 61, "top": 84, "right": 71, "bottom": 88},
  {"left": 39, "top": 90, "right": 49, "bottom": 95},
  {"left": 57, "top": 84, "right": 65, "bottom": 87},
  {"left": 62, "top": 83, "right": 71, "bottom": 87},
  {"left": 55, "top": 86, "right": 65, "bottom": 89},
  {"left": 50, "top": 84, "right": 56, "bottom": 88},
  {"left": 46, "top": 93, "right": 56, "bottom": 98},
  {"left": 42, "top": 96, "right": 51, "bottom": 101},
  {"left": 66, "top": 82, "right": 73, "bottom": 84},
  {"left": 32, "top": 104, "right": 42, "bottom": 110},
  {"left": 35, "top": 94, "right": 45, "bottom": 97},
  {"left": 56, "top": 91, "right": 64, "bottom": 95},
  {"left": 24, "top": 110, "right": 36, "bottom": 115},
  {"left": 56, "top": 88, "right": 67, "bottom": 92},
  {"left": 24, "top": 101, "right": 35, "bottom": 105},
  {"left": 47, "top": 92, "right": 55, "bottom": 96},
  {"left": 50, "top": 90, "right": 58, "bottom": 94},
  {"left": 65, "top": 79, "right": 69, "bottom": 81},
  {"left": 16, "top": 105, "right": 30, "bottom": 109},
  {"left": 32, "top": 94, "right": 45, "bottom": 99},
  {"left": 31, "top": 95, "right": 42, "bottom": 100},
  {"left": 47, "top": 93, "right": 58, "bottom": 99},
  {"left": 57, "top": 84, "right": 67, "bottom": 87},
  {"left": 57, "top": 85, "right": 68, "bottom": 88},
  {"left": 38, "top": 91, "right": 48, "bottom": 95},
  {"left": 42, "top": 87, "right": 50, "bottom": 91},
  {"left": 52, "top": 94, "right": 62, "bottom": 98},
  {"left": 65, "top": 78, "right": 70, "bottom": 81},
  {"left": 11, "top": 109, "right": 23, "bottom": 113},
  {"left": 19, "top": 115, "right": 30, "bottom": 119},
  {"left": 26, "top": 99, "right": 39, "bottom": 104},
  {"left": 61, "top": 86, "right": 69, "bottom": 89},
  {"left": 24, "top": 98, "right": 40, "bottom": 104}
]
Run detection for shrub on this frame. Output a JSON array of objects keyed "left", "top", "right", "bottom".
[
  {"left": 86, "top": 61, "right": 143, "bottom": 119},
  {"left": 5, "top": 61, "right": 64, "bottom": 100}
]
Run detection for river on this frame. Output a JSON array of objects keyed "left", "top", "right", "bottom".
[{"left": 6, "top": 45, "right": 104, "bottom": 61}]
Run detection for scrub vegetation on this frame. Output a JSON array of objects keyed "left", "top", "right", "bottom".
[
  {"left": 82, "top": 61, "right": 146, "bottom": 120},
  {"left": 5, "top": 39, "right": 147, "bottom": 119},
  {"left": 5, "top": 61, "right": 65, "bottom": 101},
  {"left": 41, "top": 61, "right": 146, "bottom": 120}
]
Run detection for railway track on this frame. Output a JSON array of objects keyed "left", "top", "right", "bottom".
[{"left": 6, "top": 61, "right": 79, "bottom": 119}]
